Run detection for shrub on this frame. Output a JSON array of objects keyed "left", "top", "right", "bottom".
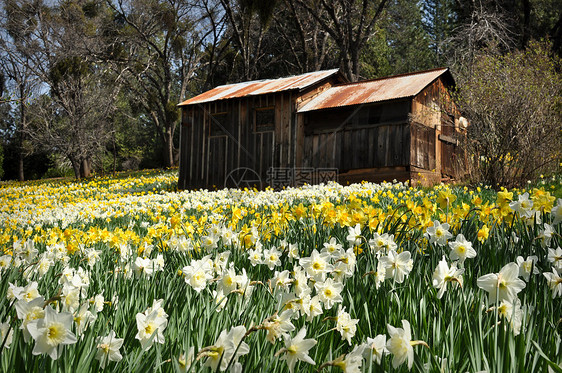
[{"left": 455, "top": 41, "right": 562, "bottom": 188}]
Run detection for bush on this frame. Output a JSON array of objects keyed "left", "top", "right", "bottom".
[{"left": 455, "top": 41, "right": 562, "bottom": 188}]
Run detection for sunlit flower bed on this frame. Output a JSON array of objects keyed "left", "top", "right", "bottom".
[{"left": 0, "top": 171, "right": 561, "bottom": 372}]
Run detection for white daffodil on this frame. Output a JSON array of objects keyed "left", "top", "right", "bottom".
[
  {"left": 551, "top": 198, "right": 562, "bottom": 225},
  {"left": 432, "top": 256, "right": 464, "bottom": 299},
  {"left": 84, "top": 247, "right": 101, "bottom": 268},
  {"left": 263, "top": 310, "right": 295, "bottom": 344},
  {"left": 543, "top": 267, "right": 562, "bottom": 298},
  {"left": 299, "top": 249, "right": 333, "bottom": 282},
  {"left": 448, "top": 234, "right": 476, "bottom": 265},
  {"left": 537, "top": 223, "right": 554, "bottom": 248},
  {"left": 302, "top": 294, "right": 323, "bottom": 321},
  {"left": 516, "top": 255, "right": 539, "bottom": 281},
  {"left": 425, "top": 220, "right": 453, "bottom": 247},
  {"left": 203, "top": 325, "right": 249, "bottom": 372},
  {"left": 386, "top": 320, "right": 427, "bottom": 370},
  {"left": 382, "top": 233, "right": 398, "bottom": 252},
  {"left": 272, "top": 270, "right": 293, "bottom": 292},
  {"left": 178, "top": 347, "right": 195, "bottom": 372},
  {"left": 278, "top": 327, "right": 317, "bottom": 373},
  {"left": 287, "top": 243, "right": 300, "bottom": 260},
  {"left": 496, "top": 298, "right": 523, "bottom": 336},
  {"left": 0, "top": 255, "right": 13, "bottom": 274},
  {"left": 333, "top": 248, "right": 357, "bottom": 279},
  {"left": 135, "top": 308, "right": 167, "bottom": 351},
  {"left": 477, "top": 262, "right": 526, "bottom": 304},
  {"left": 364, "top": 334, "right": 388, "bottom": 364},
  {"left": 218, "top": 264, "right": 241, "bottom": 294},
  {"left": 263, "top": 247, "right": 283, "bottom": 270},
  {"left": 247, "top": 247, "right": 263, "bottom": 266},
  {"left": 322, "top": 237, "right": 344, "bottom": 259},
  {"left": 334, "top": 344, "right": 366, "bottom": 373},
  {"left": 369, "top": 233, "right": 388, "bottom": 254},
  {"left": 335, "top": 306, "right": 359, "bottom": 345},
  {"left": 61, "top": 286, "right": 81, "bottom": 313},
  {"left": 346, "top": 224, "right": 363, "bottom": 247},
  {"left": 74, "top": 303, "right": 97, "bottom": 337},
  {"left": 314, "top": 278, "right": 344, "bottom": 309},
  {"left": 374, "top": 260, "right": 387, "bottom": 289},
  {"left": 0, "top": 317, "right": 13, "bottom": 349},
  {"left": 547, "top": 247, "right": 562, "bottom": 270},
  {"left": 292, "top": 266, "right": 311, "bottom": 298},
  {"left": 15, "top": 297, "right": 45, "bottom": 342},
  {"left": 201, "top": 233, "right": 218, "bottom": 250},
  {"left": 509, "top": 192, "right": 534, "bottom": 218},
  {"left": 7, "top": 282, "right": 24, "bottom": 301},
  {"left": 27, "top": 306, "right": 77, "bottom": 360},
  {"left": 134, "top": 257, "right": 154, "bottom": 277},
  {"left": 213, "top": 251, "right": 231, "bottom": 275},
  {"left": 379, "top": 250, "right": 413, "bottom": 284},
  {"left": 93, "top": 293, "right": 105, "bottom": 313},
  {"left": 96, "top": 330, "right": 124, "bottom": 368},
  {"left": 182, "top": 255, "right": 214, "bottom": 293},
  {"left": 21, "top": 281, "right": 42, "bottom": 302}
]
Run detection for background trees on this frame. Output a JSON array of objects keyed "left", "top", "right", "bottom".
[{"left": 0, "top": 0, "right": 560, "bottom": 184}]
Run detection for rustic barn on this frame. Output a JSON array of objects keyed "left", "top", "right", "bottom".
[{"left": 177, "top": 67, "right": 465, "bottom": 190}]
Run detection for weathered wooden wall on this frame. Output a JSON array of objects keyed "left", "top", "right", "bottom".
[
  {"left": 301, "top": 101, "right": 410, "bottom": 180},
  {"left": 411, "top": 77, "right": 462, "bottom": 180},
  {"left": 179, "top": 93, "right": 294, "bottom": 189}
]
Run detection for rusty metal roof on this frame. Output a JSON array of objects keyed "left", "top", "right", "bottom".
[
  {"left": 297, "top": 68, "right": 451, "bottom": 113},
  {"left": 178, "top": 69, "right": 340, "bottom": 106}
]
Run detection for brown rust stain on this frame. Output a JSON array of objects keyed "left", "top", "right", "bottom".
[
  {"left": 178, "top": 69, "right": 339, "bottom": 106},
  {"left": 298, "top": 68, "right": 449, "bottom": 112}
]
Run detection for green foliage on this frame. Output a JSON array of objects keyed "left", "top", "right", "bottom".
[{"left": 48, "top": 56, "right": 90, "bottom": 86}]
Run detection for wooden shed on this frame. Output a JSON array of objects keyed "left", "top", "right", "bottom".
[{"left": 178, "top": 67, "right": 465, "bottom": 190}]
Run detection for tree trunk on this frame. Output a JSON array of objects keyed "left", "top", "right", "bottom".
[
  {"left": 18, "top": 85, "right": 26, "bottom": 181},
  {"left": 69, "top": 155, "right": 81, "bottom": 180},
  {"left": 163, "top": 127, "right": 174, "bottom": 168},
  {"left": 18, "top": 152, "right": 24, "bottom": 182},
  {"left": 112, "top": 133, "right": 117, "bottom": 177},
  {"left": 80, "top": 158, "right": 91, "bottom": 178}
]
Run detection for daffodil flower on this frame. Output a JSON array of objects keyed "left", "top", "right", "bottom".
[
  {"left": 477, "top": 262, "right": 526, "bottom": 304},
  {"left": 27, "top": 306, "right": 78, "bottom": 360}
]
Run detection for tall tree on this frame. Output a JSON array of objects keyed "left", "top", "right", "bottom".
[
  {"left": 0, "top": 43, "right": 37, "bottom": 181},
  {"left": 446, "top": 1, "right": 515, "bottom": 72},
  {"left": 4, "top": 0, "right": 120, "bottom": 179},
  {"left": 217, "top": 0, "right": 279, "bottom": 81},
  {"left": 108, "top": 0, "right": 208, "bottom": 167},
  {"left": 269, "top": 0, "right": 336, "bottom": 75},
  {"left": 421, "top": 0, "right": 456, "bottom": 65},
  {"left": 294, "top": 0, "right": 389, "bottom": 81},
  {"left": 0, "top": 0, "right": 42, "bottom": 181},
  {"left": 384, "top": 0, "right": 437, "bottom": 74}
]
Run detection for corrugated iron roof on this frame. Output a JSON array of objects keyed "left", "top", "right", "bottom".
[
  {"left": 297, "top": 68, "right": 450, "bottom": 113},
  {"left": 178, "top": 69, "right": 340, "bottom": 106}
]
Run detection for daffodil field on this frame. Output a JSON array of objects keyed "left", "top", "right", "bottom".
[{"left": 1, "top": 170, "right": 561, "bottom": 372}]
